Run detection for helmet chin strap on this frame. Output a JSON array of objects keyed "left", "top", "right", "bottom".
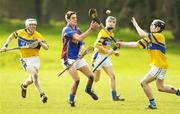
[
  {"left": 106, "top": 27, "right": 114, "bottom": 31},
  {"left": 26, "top": 28, "right": 34, "bottom": 35}
]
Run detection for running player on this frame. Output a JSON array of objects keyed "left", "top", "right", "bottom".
[
  {"left": 0, "top": 18, "right": 49, "bottom": 103},
  {"left": 61, "top": 11, "right": 99, "bottom": 107},
  {"left": 117, "top": 17, "right": 180, "bottom": 109},
  {"left": 92, "top": 16, "right": 124, "bottom": 101}
]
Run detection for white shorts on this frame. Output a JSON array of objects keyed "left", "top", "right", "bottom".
[
  {"left": 147, "top": 66, "right": 167, "bottom": 80},
  {"left": 92, "top": 52, "right": 112, "bottom": 70},
  {"left": 20, "top": 56, "right": 40, "bottom": 71},
  {"left": 61, "top": 58, "right": 87, "bottom": 69}
]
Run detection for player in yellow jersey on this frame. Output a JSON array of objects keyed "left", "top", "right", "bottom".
[
  {"left": 117, "top": 17, "right": 180, "bottom": 109},
  {"left": 0, "top": 18, "right": 49, "bottom": 103},
  {"left": 92, "top": 16, "right": 124, "bottom": 101}
]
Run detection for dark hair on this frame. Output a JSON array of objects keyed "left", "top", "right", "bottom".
[
  {"left": 152, "top": 19, "right": 166, "bottom": 32},
  {"left": 65, "top": 11, "right": 76, "bottom": 21}
]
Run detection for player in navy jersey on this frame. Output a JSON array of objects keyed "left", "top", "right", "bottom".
[{"left": 61, "top": 11, "right": 99, "bottom": 107}]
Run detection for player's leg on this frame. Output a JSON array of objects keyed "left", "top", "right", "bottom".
[
  {"left": 140, "top": 75, "right": 155, "bottom": 99},
  {"left": 140, "top": 67, "right": 162, "bottom": 109},
  {"left": 20, "top": 57, "right": 47, "bottom": 103},
  {"left": 21, "top": 75, "right": 33, "bottom": 98},
  {"left": 103, "top": 66, "right": 125, "bottom": 101},
  {"left": 20, "top": 58, "right": 34, "bottom": 98},
  {"left": 156, "top": 79, "right": 178, "bottom": 93},
  {"left": 22, "top": 75, "right": 33, "bottom": 86},
  {"left": 67, "top": 64, "right": 80, "bottom": 107},
  {"left": 20, "top": 58, "right": 32, "bottom": 98},
  {"left": 78, "top": 59, "right": 98, "bottom": 100},
  {"left": 33, "top": 57, "right": 47, "bottom": 103},
  {"left": 94, "top": 70, "right": 101, "bottom": 82},
  {"left": 28, "top": 66, "right": 47, "bottom": 103},
  {"left": 92, "top": 52, "right": 102, "bottom": 82},
  {"left": 140, "top": 75, "right": 156, "bottom": 109},
  {"left": 155, "top": 69, "right": 180, "bottom": 95},
  {"left": 79, "top": 65, "right": 98, "bottom": 100}
]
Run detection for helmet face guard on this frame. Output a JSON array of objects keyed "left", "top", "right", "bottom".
[
  {"left": 106, "top": 16, "right": 116, "bottom": 29},
  {"left": 25, "top": 18, "right": 37, "bottom": 34}
]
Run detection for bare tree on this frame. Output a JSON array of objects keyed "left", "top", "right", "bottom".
[
  {"left": 35, "top": 0, "right": 42, "bottom": 24},
  {"left": 42, "top": 0, "right": 50, "bottom": 24}
]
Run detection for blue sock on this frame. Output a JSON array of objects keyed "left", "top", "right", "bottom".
[
  {"left": 176, "top": 89, "right": 180, "bottom": 96},
  {"left": 85, "top": 86, "right": 91, "bottom": 93},
  {"left": 149, "top": 99, "right": 156, "bottom": 106},
  {"left": 112, "top": 90, "right": 117, "bottom": 99},
  {"left": 69, "top": 93, "right": 75, "bottom": 102}
]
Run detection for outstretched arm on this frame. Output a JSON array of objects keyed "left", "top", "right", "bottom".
[
  {"left": 0, "top": 33, "right": 14, "bottom": 52},
  {"left": 96, "top": 45, "right": 119, "bottom": 56},
  {"left": 116, "top": 41, "right": 138, "bottom": 48},
  {"left": 131, "top": 17, "right": 147, "bottom": 38},
  {"left": 73, "top": 21, "right": 99, "bottom": 41}
]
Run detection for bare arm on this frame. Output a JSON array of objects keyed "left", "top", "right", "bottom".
[
  {"left": 118, "top": 41, "right": 138, "bottom": 48},
  {"left": 96, "top": 45, "right": 109, "bottom": 54},
  {"left": 0, "top": 33, "right": 14, "bottom": 52},
  {"left": 73, "top": 21, "right": 99, "bottom": 41},
  {"left": 37, "top": 40, "right": 49, "bottom": 50},
  {"left": 73, "top": 28, "right": 92, "bottom": 41},
  {"left": 131, "top": 17, "right": 147, "bottom": 38},
  {"left": 96, "top": 45, "right": 119, "bottom": 56}
]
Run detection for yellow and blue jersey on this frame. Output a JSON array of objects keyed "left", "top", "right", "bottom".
[
  {"left": 92, "top": 29, "right": 114, "bottom": 66},
  {"left": 13, "top": 29, "right": 45, "bottom": 58},
  {"left": 137, "top": 33, "right": 168, "bottom": 69},
  {"left": 94, "top": 29, "right": 114, "bottom": 54}
]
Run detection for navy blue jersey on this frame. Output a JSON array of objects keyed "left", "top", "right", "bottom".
[{"left": 61, "top": 24, "right": 85, "bottom": 61}]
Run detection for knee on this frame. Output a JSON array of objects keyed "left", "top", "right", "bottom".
[
  {"left": 28, "top": 68, "right": 38, "bottom": 78},
  {"left": 140, "top": 80, "right": 146, "bottom": 87},
  {"left": 27, "top": 77, "right": 33, "bottom": 83},
  {"left": 33, "top": 72, "right": 38, "bottom": 79},
  {"left": 89, "top": 75, "right": 94, "bottom": 80},
  {"left": 89, "top": 75, "right": 94, "bottom": 81},
  {"left": 31, "top": 72, "right": 38, "bottom": 81}
]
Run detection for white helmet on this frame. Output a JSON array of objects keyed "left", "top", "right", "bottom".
[
  {"left": 106, "top": 16, "right": 116, "bottom": 29},
  {"left": 25, "top": 18, "right": 37, "bottom": 27},
  {"left": 151, "top": 19, "right": 165, "bottom": 32}
]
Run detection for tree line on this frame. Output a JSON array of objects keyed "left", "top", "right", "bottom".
[{"left": 0, "top": 0, "right": 179, "bottom": 42}]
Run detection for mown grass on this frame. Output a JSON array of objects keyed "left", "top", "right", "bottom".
[{"left": 0, "top": 19, "right": 180, "bottom": 114}]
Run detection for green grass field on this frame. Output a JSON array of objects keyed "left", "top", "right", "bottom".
[{"left": 0, "top": 21, "right": 180, "bottom": 114}]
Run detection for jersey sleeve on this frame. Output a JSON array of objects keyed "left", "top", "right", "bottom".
[
  {"left": 36, "top": 32, "right": 45, "bottom": 41},
  {"left": 79, "top": 41, "right": 85, "bottom": 46},
  {"left": 96, "top": 38, "right": 104, "bottom": 46},
  {"left": 12, "top": 31, "right": 18, "bottom": 39},
  {"left": 12, "top": 29, "right": 22, "bottom": 39},
  {"left": 95, "top": 30, "right": 105, "bottom": 46},
  {"left": 64, "top": 27, "right": 75, "bottom": 38},
  {"left": 136, "top": 36, "right": 149, "bottom": 49}
]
